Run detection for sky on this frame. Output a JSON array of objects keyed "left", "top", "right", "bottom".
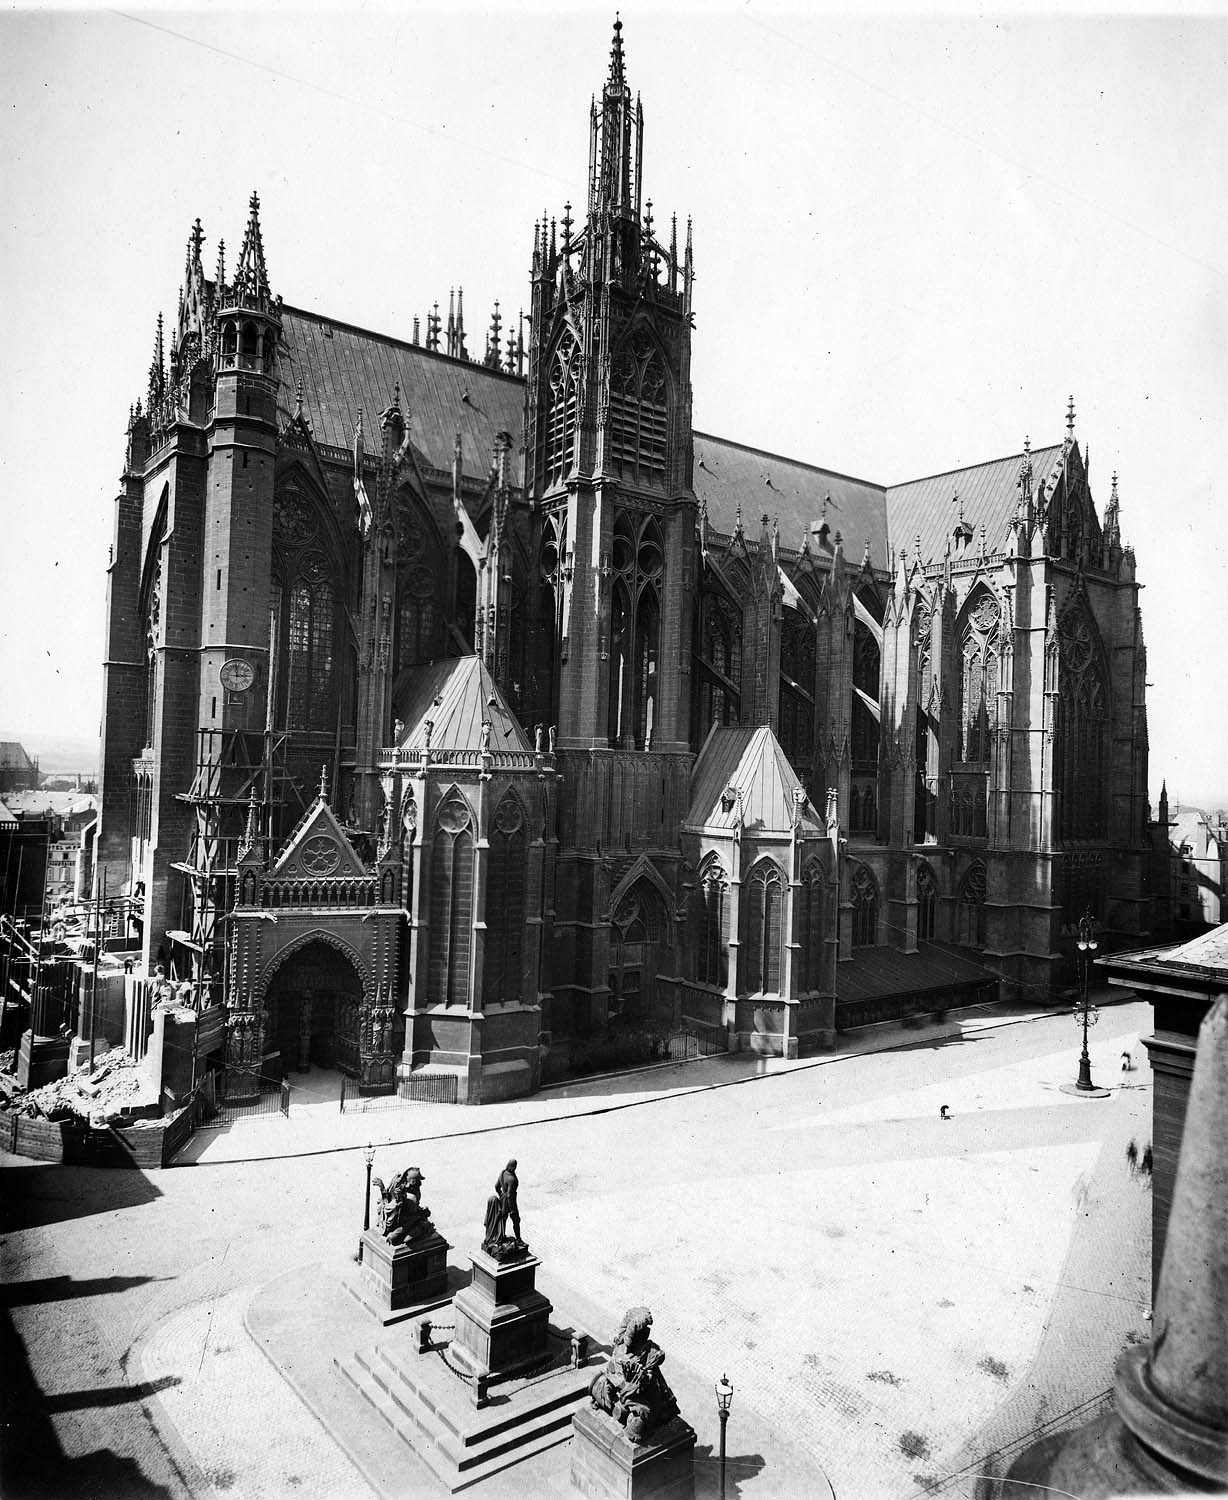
[{"left": 1, "top": 3, "right": 1226, "bottom": 807}]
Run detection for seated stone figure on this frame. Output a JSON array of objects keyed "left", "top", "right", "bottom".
[
  {"left": 372, "top": 1167, "right": 435, "bottom": 1246},
  {"left": 589, "top": 1306, "right": 680, "bottom": 1444}
]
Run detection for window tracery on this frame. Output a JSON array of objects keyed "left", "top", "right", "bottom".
[
  {"left": 916, "top": 861, "right": 937, "bottom": 942},
  {"left": 270, "top": 481, "right": 339, "bottom": 734},
  {"left": 1057, "top": 606, "right": 1110, "bottom": 842},
  {"left": 609, "top": 330, "right": 668, "bottom": 481},
  {"left": 779, "top": 610, "right": 816, "bottom": 773},
  {"left": 850, "top": 863, "right": 879, "bottom": 947},
  {"left": 485, "top": 793, "right": 527, "bottom": 1002},
  {"left": 608, "top": 513, "right": 662, "bottom": 749},
  {"left": 956, "top": 861, "right": 987, "bottom": 947},
  {"left": 545, "top": 336, "right": 581, "bottom": 487},
  {"left": 694, "top": 590, "right": 742, "bottom": 746},
  {"left": 396, "top": 500, "right": 444, "bottom": 668},
  {"left": 958, "top": 590, "right": 1000, "bottom": 763},
  {"left": 743, "top": 861, "right": 784, "bottom": 993},
  {"left": 429, "top": 792, "right": 474, "bottom": 1006},
  {"left": 799, "top": 859, "right": 825, "bottom": 992},
  {"left": 691, "top": 857, "right": 729, "bottom": 989}
]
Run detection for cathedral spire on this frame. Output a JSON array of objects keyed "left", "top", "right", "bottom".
[
  {"left": 589, "top": 13, "right": 643, "bottom": 230},
  {"left": 608, "top": 12, "right": 626, "bottom": 91},
  {"left": 233, "top": 190, "right": 273, "bottom": 308},
  {"left": 148, "top": 312, "right": 166, "bottom": 403}
]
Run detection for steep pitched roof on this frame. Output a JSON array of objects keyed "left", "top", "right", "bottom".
[
  {"left": 687, "top": 724, "right": 822, "bottom": 834},
  {"left": 885, "top": 443, "right": 1064, "bottom": 564},
  {"left": 694, "top": 432, "right": 888, "bottom": 570},
  {"left": 0, "top": 742, "right": 36, "bottom": 770},
  {"left": 396, "top": 655, "right": 531, "bottom": 755},
  {"left": 277, "top": 305, "right": 525, "bottom": 484}
]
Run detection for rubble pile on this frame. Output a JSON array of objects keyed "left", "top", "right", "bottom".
[{"left": 1, "top": 1048, "right": 160, "bottom": 1126}]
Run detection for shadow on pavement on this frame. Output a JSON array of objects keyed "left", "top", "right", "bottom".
[
  {"left": 0, "top": 1161, "right": 162, "bottom": 1231},
  {"left": 692, "top": 1445, "right": 770, "bottom": 1497},
  {"left": 0, "top": 1307, "right": 179, "bottom": 1500},
  {"left": 1, "top": 1274, "right": 172, "bottom": 1308}
]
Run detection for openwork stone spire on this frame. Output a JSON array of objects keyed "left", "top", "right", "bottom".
[{"left": 233, "top": 190, "right": 274, "bottom": 310}]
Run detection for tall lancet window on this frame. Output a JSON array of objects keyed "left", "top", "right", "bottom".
[
  {"left": 143, "top": 552, "right": 162, "bottom": 750},
  {"left": 429, "top": 792, "right": 474, "bottom": 1006},
  {"left": 544, "top": 336, "right": 580, "bottom": 488},
  {"left": 608, "top": 513, "right": 662, "bottom": 749},
  {"left": 779, "top": 607, "right": 816, "bottom": 777},
  {"left": 958, "top": 590, "right": 1001, "bottom": 763},
  {"left": 1057, "top": 606, "right": 1110, "bottom": 842},
  {"left": 484, "top": 793, "right": 527, "bottom": 1003},
  {"left": 610, "top": 331, "right": 668, "bottom": 482},
  {"left": 691, "top": 856, "right": 729, "bottom": 989},
  {"left": 799, "top": 859, "right": 826, "bottom": 993},
  {"left": 694, "top": 589, "right": 742, "bottom": 747},
  {"left": 286, "top": 558, "right": 336, "bottom": 733},
  {"left": 743, "top": 860, "right": 784, "bottom": 995}
]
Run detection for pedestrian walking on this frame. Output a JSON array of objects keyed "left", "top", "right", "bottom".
[
  {"left": 1125, "top": 1139, "right": 1138, "bottom": 1174},
  {"left": 939, "top": 1104, "right": 951, "bottom": 1121},
  {"left": 1140, "top": 1143, "right": 1153, "bottom": 1177},
  {"left": 1121, "top": 1050, "right": 1133, "bottom": 1072}
]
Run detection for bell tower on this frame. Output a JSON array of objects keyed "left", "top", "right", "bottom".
[{"left": 523, "top": 17, "right": 698, "bottom": 1035}]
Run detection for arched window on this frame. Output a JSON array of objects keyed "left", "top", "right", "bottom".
[
  {"left": 455, "top": 549, "right": 477, "bottom": 653},
  {"left": 743, "top": 861, "right": 784, "bottom": 994},
  {"left": 799, "top": 859, "right": 825, "bottom": 993},
  {"left": 956, "top": 861, "right": 987, "bottom": 948},
  {"left": 140, "top": 504, "right": 165, "bottom": 751},
  {"left": 779, "top": 608, "right": 816, "bottom": 775},
  {"left": 691, "top": 858, "right": 728, "bottom": 989},
  {"left": 429, "top": 793, "right": 474, "bottom": 1005},
  {"left": 395, "top": 497, "right": 444, "bottom": 669},
  {"left": 610, "top": 331, "right": 668, "bottom": 481},
  {"left": 917, "top": 861, "right": 937, "bottom": 943},
  {"left": 286, "top": 564, "right": 335, "bottom": 732},
  {"left": 485, "top": 793, "right": 527, "bottom": 1003},
  {"left": 1056, "top": 607, "right": 1110, "bottom": 842},
  {"left": 530, "top": 513, "right": 566, "bottom": 731},
  {"left": 850, "top": 863, "right": 879, "bottom": 948},
  {"left": 694, "top": 589, "right": 742, "bottom": 746},
  {"left": 851, "top": 619, "right": 880, "bottom": 772},
  {"left": 544, "top": 336, "right": 580, "bottom": 487},
  {"left": 958, "top": 590, "right": 1000, "bottom": 763},
  {"left": 608, "top": 514, "right": 662, "bottom": 749}
]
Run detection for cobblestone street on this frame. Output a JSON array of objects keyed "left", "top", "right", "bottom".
[{"left": 1, "top": 998, "right": 1152, "bottom": 1499}]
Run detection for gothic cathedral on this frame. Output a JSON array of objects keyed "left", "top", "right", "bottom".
[{"left": 97, "top": 22, "right": 1152, "bottom": 1102}]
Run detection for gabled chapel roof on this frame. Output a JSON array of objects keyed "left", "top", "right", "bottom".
[
  {"left": 270, "top": 796, "right": 367, "bottom": 879},
  {"left": 686, "top": 724, "right": 822, "bottom": 835},
  {"left": 395, "top": 655, "right": 532, "bottom": 755}
]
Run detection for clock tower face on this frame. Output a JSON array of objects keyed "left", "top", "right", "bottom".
[
  {"left": 300, "top": 835, "right": 340, "bottom": 875},
  {"left": 220, "top": 657, "right": 256, "bottom": 693}
]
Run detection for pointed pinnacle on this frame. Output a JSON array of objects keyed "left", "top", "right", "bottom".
[{"left": 608, "top": 12, "right": 626, "bottom": 90}]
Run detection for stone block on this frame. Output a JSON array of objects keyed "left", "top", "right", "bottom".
[
  {"left": 570, "top": 1403, "right": 696, "bottom": 1500},
  {"left": 354, "top": 1229, "right": 451, "bottom": 1324},
  {"left": 448, "top": 1248, "right": 552, "bottom": 1380}
]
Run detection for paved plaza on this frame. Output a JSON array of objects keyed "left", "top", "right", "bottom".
[{"left": 1, "top": 996, "right": 1154, "bottom": 1499}]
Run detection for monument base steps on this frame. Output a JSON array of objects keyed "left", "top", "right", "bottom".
[{"left": 335, "top": 1326, "right": 602, "bottom": 1492}]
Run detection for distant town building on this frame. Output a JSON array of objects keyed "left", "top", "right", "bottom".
[
  {"left": 0, "top": 742, "right": 39, "bottom": 795},
  {"left": 95, "top": 21, "right": 1155, "bottom": 1103}
]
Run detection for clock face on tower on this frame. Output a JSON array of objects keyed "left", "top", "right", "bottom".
[
  {"left": 300, "top": 835, "right": 340, "bottom": 875},
  {"left": 220, "top": 658, "right": 256, "bottom": 693}
]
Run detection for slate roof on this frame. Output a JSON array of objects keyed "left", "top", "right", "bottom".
[
  {"left": 0, "top": 741, "right": 36, "bottom": 770},
  {"left": 835, "top": 943, "right": 997, "bottom": 1003},
  {"left": 686, "top": 724, "right": 822, "bottom": 834},
  {"left": 277, "top": 306, "right": 526, "bottom": 484},
  {"left": 0, "top": 799, "right": 17, "bottom": 827},
  {"left": 275, "top": 303, "right": 1066, "bottom": 575},
  {"left": 885, "top": 443, "right": 1065, "bottom": 564},
  {"left": 395, "top": 655, "right": 532, "bottom": 755},
  {"left": 694, "top": 433, "right": 889, "bottom": 570}
]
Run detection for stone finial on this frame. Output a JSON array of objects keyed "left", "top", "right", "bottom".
[
  {"left": 1066, "top": 392, "right": 1076, "bottom": 437},
  {"left": 318, "top": 763, "right": 329, "bottom": 801}
]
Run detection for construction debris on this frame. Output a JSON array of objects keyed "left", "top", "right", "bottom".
[{"left": 1, "top": 1048, "right": 159, "bottom": 1125}]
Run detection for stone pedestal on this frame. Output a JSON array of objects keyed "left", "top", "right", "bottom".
[
  {"left": 449, "top": 1248, "right": 551, "bottom": 1380},
  {"left": 351, "top": 1229, "right": 452, "bottom": 1326},
  {"left": 570, "top": 1404, "right": 696, "bottom": 1500}
]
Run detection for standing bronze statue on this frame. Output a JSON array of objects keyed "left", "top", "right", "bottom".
[{"left": 482, "top": 1158, "right": 526, "bottom": 1256}]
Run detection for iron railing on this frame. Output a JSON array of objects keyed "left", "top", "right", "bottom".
[{"left": 339, "top": 1072, "right": 459, "bottom": 1112}]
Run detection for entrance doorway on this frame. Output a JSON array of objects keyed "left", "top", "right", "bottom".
[
  {"left": 265, "top": 940, "right": 362, "bottom": 1078},
  {"left": 608, "top": 882, "right": 672, "bottom": 1030}
]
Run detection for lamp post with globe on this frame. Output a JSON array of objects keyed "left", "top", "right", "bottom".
[
  {"left": 715, "top": 1373, "right": 734, "bottom": 1500},
  {"left": 1075, "top": 910, "right": 1100, "bottom": 1091}
]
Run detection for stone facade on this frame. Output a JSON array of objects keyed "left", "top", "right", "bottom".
[{"left": 94, "top": 21, "right": 1154, "bottom": 1101}]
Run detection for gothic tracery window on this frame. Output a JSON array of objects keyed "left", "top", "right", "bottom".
[
  {"left": 851, "top": 619, "right": 880, "bottom": 772},
  {"left": 956, "top": 861, "right": 987, "bottom": 948},
  {"left": 485, "top": 792, "right": 527, "bottom": 1003},
  {"left": 1057, "top": 607, "right": 1110, "bottom": 842},
  {"left": 429, "top": 792, "right": 474, "bottom": 1006},
  {"left": 779, "top": 608, "right": 816, "bottom": 775},
  {"left": 609, "top": 330, "right": 668, "bottom": 481},
  {"left": 917, "top": 861, "right": 937, "bottom": 942},
  {"left": 270, "top": 482, "right": 341, "bottom": 734},
  {"left": 958, "top": 590, "right": 1000, "bottom": 763},
  {"left": 743, "top": 860, "right": 784, "bottom": 994},
  {"left": 544, "top": 335, "right": 581, "bottom": 487},
  {"left": 850, "top": 863, "right": 879, "bottom": 948},
  {"left": 799, "top": 859, "right": 825, "bottom": 993},
  {"left": 396, "top": 498, "right": 444, "bottom": 669},
  {"left": 691, "top": 857, "right": 729, "bottom": 989},
  {"left": 694, "top": 589, "right": 742, "bottom": 747},
  {"left": 608, "top": 513, "right": 662, "bottom": 749}
]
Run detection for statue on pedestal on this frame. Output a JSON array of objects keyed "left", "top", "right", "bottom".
[
  {"left": 482, "top": 1158, "right": 527, "bottom": 1258},
  {"left": 372, "top": 1166, "right": 436, "bottom": 1246},
  {"left": 589, "top": 1306, "right": 680, "bottom": 1443}
]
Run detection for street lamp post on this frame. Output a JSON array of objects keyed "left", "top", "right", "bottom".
[
  {"left": 715, "top": 1373, "right": 733, "bottom": 1500},
  {"left": 1075, "top": 910, "right": 1100, "bottom": 1091},
  {"left": 358, "top": 1142, "right": 375, "bottom": 1263}
]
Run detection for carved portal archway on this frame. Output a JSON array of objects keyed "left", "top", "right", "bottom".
[{"left": 262, "top": 936, "right": 365, "bottom": 1077}]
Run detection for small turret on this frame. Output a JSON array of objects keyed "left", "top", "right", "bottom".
[{"left": 215, "top": 190, "right": 281, "bottom": 391}]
